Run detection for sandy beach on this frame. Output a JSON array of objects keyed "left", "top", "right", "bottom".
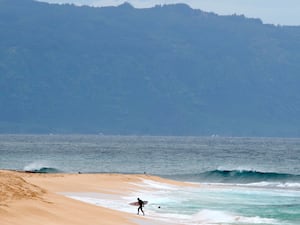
[{"left": 0, "top": 170, "right": 189, "bottom": 225}]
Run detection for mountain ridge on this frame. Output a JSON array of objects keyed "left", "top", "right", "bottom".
[{"left": 1, "top": 0, "right": 300, "bottom": 136}]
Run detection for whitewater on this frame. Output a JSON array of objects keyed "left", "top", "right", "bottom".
[{"left": 1, "top": 134, "right": 300, "bottom": 224}]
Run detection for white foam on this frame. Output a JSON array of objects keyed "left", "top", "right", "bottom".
[
  {"left": 216, "top": 166, "right": 258, "bottom": 172},
  {"left": 191, "top": 209, "right": 236, "bottom": 224},
  {"left": 239, "top": 216, "right": 279, "bottom": 224},
  {"left": 191, "top": 210, "right": 279, "bottom": 225},
  {"left": 62, "top": 179, "right": 292, "bottom": 225},
  {"left": 277, "top": 182, "right": 300, "bottom": 188},
  {"left": 64, "top": 192, "right": 135, "bottom": 214},
  {"left": 63, "top": 192, "right": 183, "bottom": 224},
  {"left": 23, "top": 161, "right": 51, "bottom": 171},
  {"left": 238, "top": 181, "right": 300, "bottom": 190},
  {"left": 133, "top": 179, "right": 180, "bottom": 190}
]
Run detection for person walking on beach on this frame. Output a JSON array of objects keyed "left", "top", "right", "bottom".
[{"left": 137, "top": 198, "right": 145, "bottom": 215}]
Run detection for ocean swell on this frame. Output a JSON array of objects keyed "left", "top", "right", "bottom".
[{"left": 172, "top": 170, "right": 300, "bottom": 184}]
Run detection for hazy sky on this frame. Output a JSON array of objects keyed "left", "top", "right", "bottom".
[{"left": 39, "top": 0, "right": 300, "bottom": 26}]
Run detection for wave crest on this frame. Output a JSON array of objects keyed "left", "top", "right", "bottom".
[
  {"left": 203, "top": 169, "right": 300, "bottom": 182},
  {"left": 175, "top": 170, "right": 300, "bottom": 184},
  {"left": 23, "top": 162, "right": 61, "bottom": 173}
]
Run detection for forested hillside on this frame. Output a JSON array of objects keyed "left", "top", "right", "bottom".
[{"left": 1, "top": 0, "right": 300, "bottom": 136}]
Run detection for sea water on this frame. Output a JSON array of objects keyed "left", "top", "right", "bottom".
[{"left": 1, "top": 135, "right": 300, "bottom": 225}]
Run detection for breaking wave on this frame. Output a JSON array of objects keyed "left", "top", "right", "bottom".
[
  {"left": 23, "top": 162, "right": 61, "bottom": 173},
  {"left": 173, "top": 169, "right": 300, "bottom": 184}
]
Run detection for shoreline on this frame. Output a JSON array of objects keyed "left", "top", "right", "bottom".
[{"left": 0, "top": 170, "right": 190, "bottom": 225}]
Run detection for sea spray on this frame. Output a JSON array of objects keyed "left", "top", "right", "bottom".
[{"left": 23, "top": 161, "right": 61, "bottom": 173}]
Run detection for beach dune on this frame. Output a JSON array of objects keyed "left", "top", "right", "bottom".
[{"left": 0, "top": 170, "right": 187, "bottom": 225}]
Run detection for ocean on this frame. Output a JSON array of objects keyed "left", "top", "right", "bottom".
[{"left": 1, "top": 134, "right": 300, "bottom": 225}]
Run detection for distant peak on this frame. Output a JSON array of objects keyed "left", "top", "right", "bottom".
[
  {"left": 159, "top": 3, "right": 192, "bottom": 10},
  {"left": 118, "top": 2, "right": 134, "bottom": 9},
  {"left": 171, "top": 3, "right": 192, "bottom": 10}
]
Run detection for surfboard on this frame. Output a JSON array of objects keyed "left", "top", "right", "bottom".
[{"left": 129, "top": 201, "right": 148, "bottom": 206}]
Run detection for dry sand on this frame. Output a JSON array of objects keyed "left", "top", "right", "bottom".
[{"left": 0, "top": 170, "right": 190, "bottom": 225}]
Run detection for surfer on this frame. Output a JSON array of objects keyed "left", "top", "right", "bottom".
[{"left": 137, "top": 198, "right": 145, "bottom": 215}]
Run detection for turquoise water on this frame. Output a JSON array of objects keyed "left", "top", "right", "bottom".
[
  {"left": 145, "top": 184, "right": 300, "bottom": 225},
  {"left": 1, "top": 135, "right": 300, "bottom": 224},
  {"left": 66, "top": 180, "right": 300, "bottom": 225}
]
